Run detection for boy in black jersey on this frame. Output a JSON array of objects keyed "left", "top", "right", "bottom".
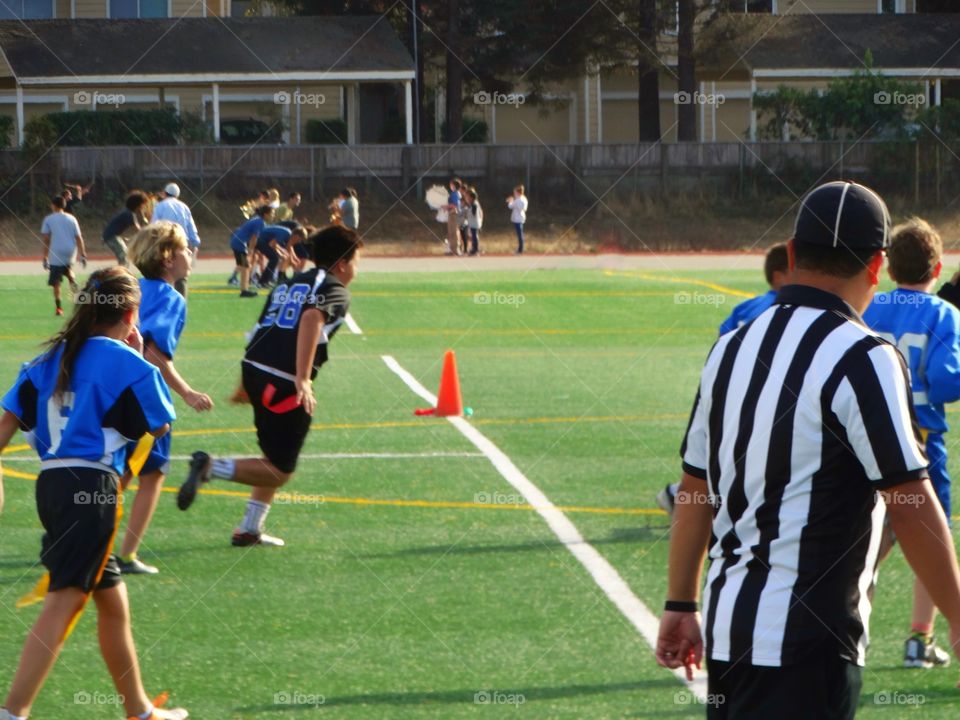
[{"left": 176, "top": 226, "right": 362, "bottom": 546}]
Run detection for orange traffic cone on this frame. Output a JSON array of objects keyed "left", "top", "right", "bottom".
[{"left": 435, "top": 350, "right": 464, "bottom": 417}]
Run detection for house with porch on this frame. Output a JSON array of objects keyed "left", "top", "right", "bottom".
[{"left": 0, "top": 15, "right": 416, "bottom": 145}]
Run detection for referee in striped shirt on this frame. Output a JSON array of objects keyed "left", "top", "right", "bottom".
[{"left": 656, "top": 181, "right": 960, "bottom": 719}]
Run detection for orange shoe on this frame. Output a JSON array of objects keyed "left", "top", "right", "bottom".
[{"left": 55, "top": 307, "right": 64, "bottom": 316}]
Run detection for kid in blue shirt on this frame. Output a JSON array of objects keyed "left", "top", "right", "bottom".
[
  {"left": 117, "top": 222, "right": 213, "bottom": 575},
  {"left": 864, "top": 218, "right": 960, "bottom": 670},
  {"left": 0, "top": 267, "right": 188, "bottom": 720}
]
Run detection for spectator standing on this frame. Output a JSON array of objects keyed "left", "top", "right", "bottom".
[{"left": 151, "top": 183, "right": 200, "bottom": 298}]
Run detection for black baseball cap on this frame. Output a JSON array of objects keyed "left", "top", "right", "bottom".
[{"left": 794, "top": 181, "right": 890, "bottom": 251}]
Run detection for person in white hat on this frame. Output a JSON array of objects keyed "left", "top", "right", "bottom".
[{"left": 151, "top": 183, "right": 200, "bottom": 297}]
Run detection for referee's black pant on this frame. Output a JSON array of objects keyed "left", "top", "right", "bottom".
[{"left": 707, "top": 651, "right": 861, "bottom": 720}]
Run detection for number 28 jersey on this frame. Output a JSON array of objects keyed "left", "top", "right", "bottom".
[{"left": 243, "top": 267, "right": 351, "bottom": 380}]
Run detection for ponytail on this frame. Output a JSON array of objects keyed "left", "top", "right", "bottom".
[{"left": 43, "top": 266, "right": 141, "bottom": 401}]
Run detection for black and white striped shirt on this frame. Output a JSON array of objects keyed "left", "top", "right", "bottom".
[{"left": 681, "top": 285, "right": 927, "bottom": 668}]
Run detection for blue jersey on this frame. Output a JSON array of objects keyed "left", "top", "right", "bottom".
[
  {"left": 718, "top": 290, "right": 777, "bottom": 335},
  {"left": 864, "top": 288, "right": 960, "bottom": 433},
  {"left": 2, "top": 337, "right": 175, "bottom": 474},
  {"left": 230, "top": 216, "right": 265, "bottom": 252},
  {"left": 256, "top": 225, "right": 293, "bottom": 253},
  {"left": 139, "top": 278, "right": 186, "bottom": 359}
]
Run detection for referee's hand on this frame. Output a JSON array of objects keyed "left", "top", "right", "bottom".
[{"left": 656, "top": 611, "right": 703, "bottom": 681}]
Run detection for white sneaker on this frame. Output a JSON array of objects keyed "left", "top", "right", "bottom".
[{"left": 144, "top": 707, "right": 189, "bottom": 719}]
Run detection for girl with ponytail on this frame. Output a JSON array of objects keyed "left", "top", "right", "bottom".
[{"left": 0, "top": 266, "right": 189, "bottom": 720}]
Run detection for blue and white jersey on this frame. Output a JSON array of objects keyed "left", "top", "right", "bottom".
[
  {"left": 2, "top": 337, "right": 175, "bottom": 474},
  {"left": 230, "top": 216, "right": 265, "bottom": 253},
  {"left": 256, "top": 225, "right": 293, "bottom": 253},
  {"left": 864, "top": 288, "right": 960, "bottom": 433},
  {"left": 139, "top": 278, "right": 186, "bottom": 360},
  {"left": 719, "top": 290, "right": 777, "bottom": 336}
]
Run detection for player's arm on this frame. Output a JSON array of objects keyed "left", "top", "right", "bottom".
[
  {"left": 75, "top": 232, "right": 86, "bottom": 264},
  {"left": 41, "top": 232, "right": 50, "bottom": 266},
  {"left": 142, "top": 339, "right": 213, "bottom": 412},
  {"left": 883, "top": 480, "right": 960, "bottom": 632},
  {"left": 657, "top": 472, "right": 710, "bottom": 680},
  {"left": 0, "top": 410, "right": 21, "bottom": 514},
  {"left": 294, "top": 307, "right": 325, "bottom": 415}
]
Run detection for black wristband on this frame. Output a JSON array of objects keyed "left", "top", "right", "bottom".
[{"left": 664, "top": 600, "right": 698, "bottom": 613}]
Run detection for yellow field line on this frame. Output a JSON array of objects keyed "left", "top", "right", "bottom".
[
  {"left": 603, "top": 270, "right": 755, "bottom": 299},
  {"left": 2, "top": 444, "right": 30, "bottom": 454},
  {"left": 0, "top": 466, "right": 665, "bottom": 517},
  {"left": 189, "top": 288, "right": 681, "bottom": 299}
]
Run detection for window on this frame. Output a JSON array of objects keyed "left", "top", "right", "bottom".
[
  {"left": 0, "top": 0, "right": 53, "bottom": 19},
  {"left": 881, "top": 0, "right": 906, "bottom": 11},
  {"left": 110, "top": 0, "right": 167, "bottom": 18},
  {"left": 231, "top": 0, "right": 253, "bottom": 16},
  {"left": 745, "top": 0, "right": 773, "bottom": 11}
]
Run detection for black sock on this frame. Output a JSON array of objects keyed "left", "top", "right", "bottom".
[{"left": 55, "top": 298, "right": 61, "bottom": 309}]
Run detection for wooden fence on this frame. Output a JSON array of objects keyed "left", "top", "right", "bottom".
[{"left": 0, "top": 140, "right": 948, "bottom": 204}]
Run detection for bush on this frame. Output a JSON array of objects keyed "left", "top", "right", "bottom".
[
  {"left": 305, "top": 118, "right": 348, "bottom": 144},
  {"left": 180, "top": 111, "right": 214, "bottom": 145},
  {"left": 441, "top": 117, "right": 488, "bottom": 143},
  {"left": 753, "top": 55, "right": 924, "bottom": 141},
  {"left": 24, "top": 108, "right": 182, "bottom": 147},
  {"left": 0, "top": 115, "right": 14, "bottom": 149}
]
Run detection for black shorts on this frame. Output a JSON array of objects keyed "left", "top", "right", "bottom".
[
  {"left": 233, "top": 249, "right": 250, "bottom": 267},
  {"left": 242, "top": 363, "right": 312, "bottom": 474},
  {"left": 36, "top": 467, "right": 123, "bottom": 592},
  {"left": 706, "top": 650, "right": 862, "bottom": 720},
  {"left": 48, "top": 265, "right": 71, "bottom": 287}
]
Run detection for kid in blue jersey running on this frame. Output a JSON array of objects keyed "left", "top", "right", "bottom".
[
  {"left": 0, "top": 267, "right": 188, "bottom": 720},
  {"left": 116, "top": 222, "right": 214, "bottom": 575},
  {"left": 864, "top": 218, "right": 960, "bottom": 670}
]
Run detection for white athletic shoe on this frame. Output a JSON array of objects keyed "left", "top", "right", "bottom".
[{"left": 140, "top": 707, "right": 189, "bottom": 719}]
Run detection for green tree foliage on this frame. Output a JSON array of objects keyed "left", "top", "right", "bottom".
[
  {"left": 0, "top": 115, "right": 14, "bottom": 149},
  {"left": 305, "top": 118, "right": 349, "bottom": 144},
  {"left": 753, "top": 59, "right": 925, "bottom": 141}
]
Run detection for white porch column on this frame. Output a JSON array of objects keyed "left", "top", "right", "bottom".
[
  {"left": 346, "top": 82, "right": 358, "bottom": 145},
  {"left": 935, "top": 78, "right": 942, "bottom": 107},
  {"left": 749, "top": 75, "right": 757, "bottom": 142},
  {"left": 596, "top": 72, "right": 603, "bottom": 143},
  {"left": 295, "top": 84, "right": 302, "bottom": 144},
  {"left": 16, "top": 84, "right": 24, "bottom": 146},
  {"left": 699, "top": 81, "right": 706, "bottom": 142},
  {"left": 212, "top": 82, "right": 220, "bottom": 142},
  {"left": 583, "top": 75, "right": 591, "bottom": 143},
  {"left": 404, "top": 80, "right": 413, "bottom": 144},
  {"left": 711, "top": 81, "right": 718, "bottom": 142}
]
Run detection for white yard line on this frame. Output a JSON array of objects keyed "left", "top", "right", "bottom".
[
  {"left": 381, "top": 354, "right": 707, "bottom": 700},
  {"left": 344, "top": 312, "right": 363, "bottom": 335}
]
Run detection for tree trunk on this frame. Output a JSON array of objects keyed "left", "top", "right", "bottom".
[
  {"left": 637, "top": 0, "right": 661, "bottom": 142},
  {"left": 445, "top": 0, "right": 463, "bottom": 142},
  {"left": 677, "top": 0, "right": 696, "bottom": 141}
]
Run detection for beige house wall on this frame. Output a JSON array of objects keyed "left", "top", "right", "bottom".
[
  {"left": 492, "top": 100, "right": 573, "bottom": 144},
  {"left": 74, "top": 0, "right": 104, "bottom": 17},
  {"left": 171, "top": 0, "right": 205, "bottom": 16},
  {"left": 779, "top": 0, "right": 880, "bottom": 13}
]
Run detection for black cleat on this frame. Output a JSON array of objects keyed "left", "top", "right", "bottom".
[{"left": 177, "top": 451, "right": 211, "bottom": 511}]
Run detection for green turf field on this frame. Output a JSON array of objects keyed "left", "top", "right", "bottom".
[{"left": 0, "top": 267, "right": 958, "bottom": 718}]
